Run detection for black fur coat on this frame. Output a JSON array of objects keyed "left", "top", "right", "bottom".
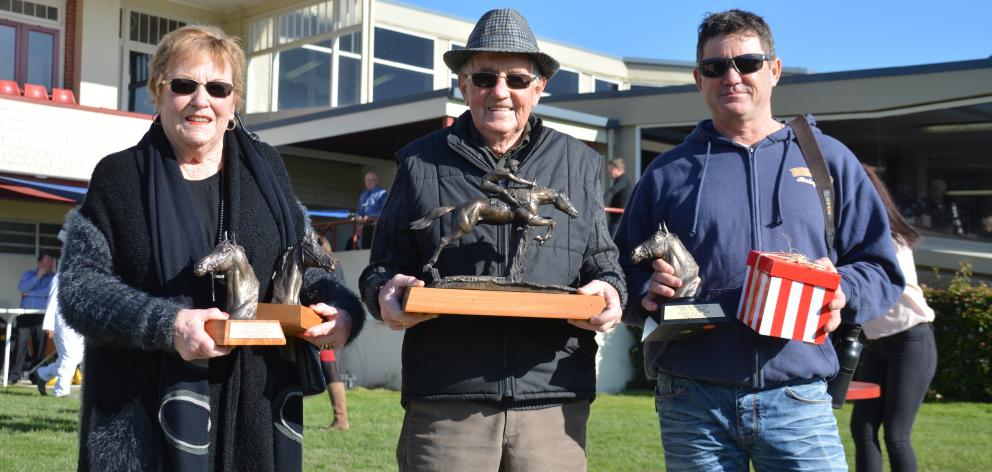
[{"left": 59, "top": 134, "right": 363, "bottom": 471}]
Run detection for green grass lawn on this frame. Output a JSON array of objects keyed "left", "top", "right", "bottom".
[{"left": 2, "top": 385, "right": 990, "bottom": 471}]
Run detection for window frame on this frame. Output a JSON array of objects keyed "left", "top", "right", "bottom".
[
  {"left": 247, "top": 1, "right": 365, "bottom": 112},
  {"left": 0, "top": 17, "right": 60, "bottom": 91},
  {"left": 370, "top": 25, "right": 436, "bottom": 102},
  {"left": 118, "top": 7, "right": 189, "bottom": 114}
]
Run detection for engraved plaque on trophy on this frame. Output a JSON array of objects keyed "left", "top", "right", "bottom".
[
  {"left": 195, "top": 237, "right": 287, "bottom": 346},
  {"left": 402, "top": 166, "right": 605, "bottom": 319},
  {"left": 631, "top": 223, "right": 728, "bottom": 342}
]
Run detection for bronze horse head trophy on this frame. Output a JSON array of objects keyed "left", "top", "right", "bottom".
[
  {"left": 194, "top": 235, "right": 259, "bottom": 320},
  {"left": 270, "top": 231, "right": 338, "bottom": 305},
  {"left": 630, "top": 222, "right": 701, "bottom": 299}
]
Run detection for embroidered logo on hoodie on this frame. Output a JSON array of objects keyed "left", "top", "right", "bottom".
[{"left": 790, "top": 167, "right": 816, "bottom": 188}]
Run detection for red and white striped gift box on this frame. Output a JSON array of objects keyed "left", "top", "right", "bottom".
[{"left": 736, "top": 251, "right": 841, "bottom": 344}]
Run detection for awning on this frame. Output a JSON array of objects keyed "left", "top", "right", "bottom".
[{"left": 0, "top": 175, "right": 87, "bottom": 204}]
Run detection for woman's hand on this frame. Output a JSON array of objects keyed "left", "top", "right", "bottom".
[
  {"left": 173, "top": 308, "right": 232, "bottom": 361},
  {"left": 298, "top": 303, "right": 353, "bottom": 349}
]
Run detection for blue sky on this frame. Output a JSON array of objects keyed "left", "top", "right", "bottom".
[{"left": 393, "top": 0, "right": 991, "bottom": 72}]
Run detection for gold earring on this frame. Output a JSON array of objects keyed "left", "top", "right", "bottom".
[{"left": 227, "top": 119, "right": 237, "bottom": 131}]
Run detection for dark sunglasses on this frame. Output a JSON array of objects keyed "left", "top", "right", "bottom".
[
  {"left": 697, "top": 54, "right": 772, "bottom": 78},
  {"left": 161, "top": 78, "right": 234, "bottom": 98},
  {"left": 467, "top": 72, "right": 539, "bottom": 89}
]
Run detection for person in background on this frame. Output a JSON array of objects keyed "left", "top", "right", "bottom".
[
  {"left": 32, "top": 268, "right": 85, "bottom": 397},
  {"left": 851, "top": 166, "right": 937, "bottom": 472},
  {"left": 8, "top": 253, "right": 55, "bottom": 384},
  {"left": 912, "top": 178, "right": 965, "bottom": 236},
  {"left": 320, "top": 348, "right": 349, "bottom": 431},
  {"left": 58, "top": 25, "right": 362, "bottom": 471},
  {"left": 359, "top": 9, "right": 625, "bottom": 471},
  {"left": 614, "top": 9, "right": 903, "bottom": 470},
  {"left": 356, "top": 171, "right": 387, "bottom": 248},
  {"left": 603, "top": 158, "right": 632, "bottom": 235},
  {"left": 316, "top": 234, "right": 349, "bottom": 431}
]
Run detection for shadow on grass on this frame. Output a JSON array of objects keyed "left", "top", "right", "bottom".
[
  {"left": 0, "top": 413, "right": 78, "bottom": 433},
  {"left": 617, "top": 389, "right": 655, "bottom": 397}
]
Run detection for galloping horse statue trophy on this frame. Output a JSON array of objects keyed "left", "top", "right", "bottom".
[
  {"left": 271, "top": 231, "right": 338, "bottom": 305},
  {"left": 630, "top": 222, "right": 701, "bottom": 299},
  {"left": 194, "top": 235, "right": 259, "bottom": 320},
  {"left": 410, "top": 172, "right": 578, "bottom": 286}
]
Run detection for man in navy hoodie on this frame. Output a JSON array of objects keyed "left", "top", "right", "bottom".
[{"left": 614, "top": 9, "right": 904, "bottom": 471}]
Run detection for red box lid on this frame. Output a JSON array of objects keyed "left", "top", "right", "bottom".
[{"left": 752, "top": 251, "right": 840, "bottom": 289}]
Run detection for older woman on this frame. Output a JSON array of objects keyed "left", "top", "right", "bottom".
[{"left": 59, "top": 25, "right": 363, "bottom": 471}]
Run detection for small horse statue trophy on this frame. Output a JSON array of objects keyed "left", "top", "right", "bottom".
[
  {"left": 257, "top": 230, "right": 339, "bottom": 334},
  {"left": 630, "top": 222, "right": 701, "bottom": 298},
  {"left": 271, "top": 231, "right": 338, "bottom": 305},
  {"left": 631, "top": 222, "right": 727, "bottom": 342},
  {"left": 195, "top": 234, "right": 286, "bottom": 345},
  {"left": 194, "top": 234, "right": 259, "bottom": 320}
]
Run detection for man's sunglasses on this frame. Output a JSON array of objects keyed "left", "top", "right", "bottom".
[
  {"left": 697, "top": 54, "right": 772, "bottom": 78},
  {"left": 467, "top": 72, "right": 539, "bottom": 89},
  {"left": 161, "top": 78, "right": 234, "bottom": 98}
]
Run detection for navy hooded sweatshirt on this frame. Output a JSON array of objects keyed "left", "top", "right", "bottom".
[{"left": 615, "top": 116, "right": 904, "bottom": 388}]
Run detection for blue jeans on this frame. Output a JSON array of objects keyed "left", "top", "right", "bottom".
[{"left": 656, "top": 373, "right": 847, "bottom": 471}]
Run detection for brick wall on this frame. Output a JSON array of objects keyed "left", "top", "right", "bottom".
[
  {"left": 63, "top": 0, "right": 77, "bottom": 92},
  {"left": 0, "top": 97, "right": 151, "bottom": 180}
]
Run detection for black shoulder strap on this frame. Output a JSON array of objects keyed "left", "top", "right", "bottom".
[{"left": 789, "top": 116, "right": 836, "bottom": 251}]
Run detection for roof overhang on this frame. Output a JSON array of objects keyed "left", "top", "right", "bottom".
[
  {"left": 546, "top": 59, "right": 992, "bottom": 127},
  {"left": 246, "top": 89, "right": 613, "bottom": 153}
]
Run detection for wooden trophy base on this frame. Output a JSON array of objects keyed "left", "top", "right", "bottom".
[
  {"left": 402, "top": 287, "right": 605, "bottom": 320},
  {"left": 205, "top": 319, "right": 287, "bottom": 346},
  {"left": 256, "top": 303, "right": 323, "bottom": 335}
]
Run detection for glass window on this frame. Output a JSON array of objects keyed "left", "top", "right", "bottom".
[
  {"left": 543, "top": 69, "right": 579, "bottom": 96},
  {"left": 374, "top": 27, "right": 432, "bottom": 69},
  {"left": 339, "top": 31, "right": 361, "bottom": 54},
  {"left": 595, "top": 79, "right": 619, "bottom": 92},
  {"left": 335, "top": 0, "right": 362, "bottom": 29},
  {"left": 0, "top": 220, "right": 61, "bottom": 255},
  {"left": 277, "top": 39, "right": 332, "bottom": 110},
  {"left": 373, "top": 63, "right": 432, "bottom": 102},
  {"left": 0, "top": 24, "right": 15, "bottom": 81},
  {"left": 127, "top": 51, "right": 154, "bottom": 114},
  {"left": 277, "top": 1, "right": 333, "bottom": 46},
  {"left": 1, "top": 20, "right": 58, "bottom": 91},
  {"left": 337, "top": 54, "right": 360, "bottom": 107}
]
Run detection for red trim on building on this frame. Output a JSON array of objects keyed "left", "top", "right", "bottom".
[{"left": 0, "top": 94, "right": 154, "bottom": 120}]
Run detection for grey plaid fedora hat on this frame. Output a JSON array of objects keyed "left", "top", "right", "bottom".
[{"left": 443, "top": 8, "right": 560, "bottom": 79}]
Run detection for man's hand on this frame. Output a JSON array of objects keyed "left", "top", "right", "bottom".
[
  {"left": 570, "top": 280, "right": 622, "bottom": 332},
  {"left": 298, "top": 303, "right": 353, "bottom": 349},
  {"left": 814, "top": 257, "right": 846, "bottom": 333},
  {"left": 641, "top": 258, "right": 683, "bottom": 312},
  {"left": 173, "top": 308, "right": 232, "bottom": 361},
  {"left": 378, "top": 274, "right": 438, "bottom": 330}
]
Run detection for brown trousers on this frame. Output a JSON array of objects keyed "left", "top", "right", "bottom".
[{"left": 397, "top": 399, "right": 590, "bottom": 472}]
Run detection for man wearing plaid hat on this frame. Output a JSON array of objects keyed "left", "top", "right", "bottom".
[{"left": 359, "top": 8, "right": 626, "bottom": 471}]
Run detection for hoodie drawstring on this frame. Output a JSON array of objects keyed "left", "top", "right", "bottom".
[
  {"left": 770, "top": 133, "right": 791, "bottom": 228},
  {"left": 689, "top": 141, "right": 711, "bottom": 238}
]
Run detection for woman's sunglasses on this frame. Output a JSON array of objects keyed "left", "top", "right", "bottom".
[
  {"left": 162, "top": 78, "right": 234, "bottom": 98},
  {"left": 467, "top": 72, "right": 539, "bottom": 89},
  {"left": 697, "top": 54, "right": 772, "bottom": 78}
]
